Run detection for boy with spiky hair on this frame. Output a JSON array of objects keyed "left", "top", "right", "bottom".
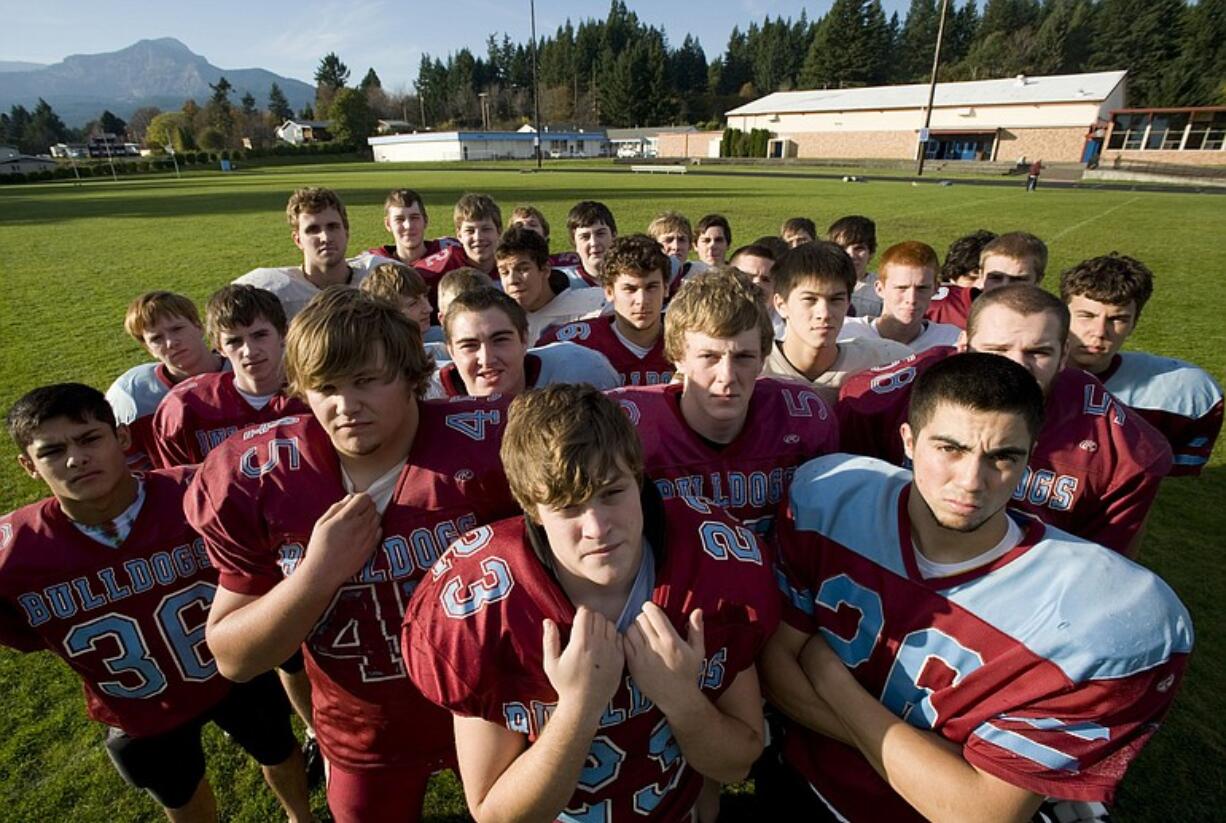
[
  {"left": 538, "top": 234, "right": 674, "bottom": 386},
  {"left": 404, "top": 383, "right": 779, "bottom": 822},
  {"left": 556, "top": 200, "right": 618, "bottom": 288},
  {"left": 611, "top": 267, "right": 839, "bottom": 533},
  {"left": 494, "top": 226, "right": 606, "bottom": 345},
  {"left": 367, "top": 187, "right": 459, "bottom": 265},
  {"left": 187, "top": 286, "right": 517, "bottom": 823},
  {"left": 840, "top": 240, "right": 961, "bottom": 352},
  {"left": 2, "top": 383, "right": 310, "bottom": 821},
  {"left": 827, "top": 214, "right": 881, "bottom": 317},
  {"left": 150, "top": 284, "right": 306, "bottom": 468},
  {"left": 1061, "top": 253, "right": 1222, "bottom": 476},
  {"left": 432, "top": 286, "right": 619, "bottom": 398},
  {"left": 413, "top": 192, "right": 505, "bottom": 286},
  {"left": 235, "top": 186, "right": 393, "bottom": 320},
  {"left": 939, "top": 229, "right": 997, "bottom": 286},
  {"left": 765, "top": 353, "right": 1191, "bottom": 822},
  {"left": 780, "top": 216, "right": 816, "bottom": 247},
  {"left": 763, "top": 242, "right": 910, "bottom": 405},
  {"left": 106, "top": 291, "right": 225, "bottom": 470}
]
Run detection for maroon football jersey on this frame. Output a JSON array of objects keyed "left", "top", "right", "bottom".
[
  {"left": 184, "top": 399, "right": 516, "bottom": 770},
  {"left": 610, "top": 379, "right": 839, "bottom": 532},
  {"left": 404, "top": 495, "right": 780, "bottom": 820},
  {"left": 149, "top": 371, "right": 307, "bottom": 468},
  {"left": 924, "top": 284, "right": 976, "bottom": 329},
  {"left": 837, "top": 349, "right": 1174, "bottom": 554},
  {"left": 365, "top": 239, "right": 452, "bottom": 265},
  {"left": 412, "top": 244, "right": 475, "bottom": 288},
  {"left": 775, "top": 454, "right": 1192, "bottom": 820},
  {"left": 549, "top": 251, "right": 581, "bottom": 268},
  {"left": 0, "top": 468, "right": 230, "bottom": 738},
  {"left": 536, "top": 315, "right": 674, "bottom": 387}
]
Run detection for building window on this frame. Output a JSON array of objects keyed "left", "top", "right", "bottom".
[
  {"left": 1185, "top": 111, "right": 1226, "bottom": 150},
  {"left": 1147, "top": 113, "right": 1189, "bottom": 150},
  {"left": 1107, "top": 113, "right": 1147, "bottom": 150}
]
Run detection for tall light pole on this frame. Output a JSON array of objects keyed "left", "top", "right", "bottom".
[
  {"left": 530, "top": 0, "right": 542, "bottom": 168},
  {"left": 915, "top": 0, "right": 950, "bottom": 177}
]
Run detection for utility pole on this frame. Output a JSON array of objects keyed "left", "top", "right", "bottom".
[
  {"left": 530, "top": 0, "right": 543, "bottom": 168},
  {"left": 915, "top": 0, "right": 950, "bottom": 177}
]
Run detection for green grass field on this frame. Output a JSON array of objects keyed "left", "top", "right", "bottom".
[{"left": 0, "top": 161, "right": 1222, "bottom": 821}]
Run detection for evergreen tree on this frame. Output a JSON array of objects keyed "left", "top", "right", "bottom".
[
  {"left": 1169, "top": 0, "right": 1226, "bottom": 104},
  {"left": 1030, "top": 0, "right": 1094, "bottom": 76},
  {"left": 98, "top": 110, "right": 127, "bottom": 137},
  {"left": 315, "top": 53, "right": 351, "bottom": 89},
  {"left": 299, "top": 104, "right": 315, "bottom": 119},
  {"left": 800, "top": 0, "right": 889, "bottom": 88},
  {"left": 1091, "top": 0, "right": 1185, "bottom": 106},
  {"left": 898, "top": 0, "right": 939, "bottom": 82},
  {"left": 329, "top": 87, "right": 377, "bottom": 145},
  {"left": 359, "top": 68, "right": 382, "bottom": 91},
  {"left": 22, "top": 98, "right": 69, "bottom": 153},
  {"left": 240, "top": 92, "right": 258, "bottom": 116},
  {"left": 267, "top": 83, "right": 293, "bottom": 121}
]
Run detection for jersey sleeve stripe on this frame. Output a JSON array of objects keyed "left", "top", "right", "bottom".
[{"left": 972, "top": 722, "right": 1081, "bottom": 772}]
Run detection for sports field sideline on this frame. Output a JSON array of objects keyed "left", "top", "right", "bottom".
[{"left": 0, "top": 161, "right": 1222, "bottom": 820}]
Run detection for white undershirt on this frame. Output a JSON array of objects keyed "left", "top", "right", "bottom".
[
  {"left": 611, "top": 322, "right": 654, "bottom": 358},
  {"left": 341, "top": 458, "right": 408, "bottom": 514},
  {"left": 236, "top": 387, "right": 275, "bottom": 410},
  {"left": 914, "top": 516, "right": 1023, "bottom": 579}
]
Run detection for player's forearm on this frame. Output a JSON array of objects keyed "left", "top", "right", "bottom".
[
  {"left": 207, "top": 569, "right": 338, "bottom": 681},
  {"left": 664, "top": 693, "right": 762, "bottom": 783},
  {"left": 470, "top": 700, "right": 600, "bottom": 823},
  {"left": 760, "top": 632, "right": 854, "bottom": 745},
  {"left": 819, "top": 667, "right": 1036, "bottom": 823}
]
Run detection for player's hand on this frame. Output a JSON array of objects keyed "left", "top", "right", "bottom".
[
  {"left": 543, "top": 607, "right": 624, "bottom": 723},
  {"left": 302, "top": 493, "right": 382, "bottom": 587},
  {"left": 624, "top": 604, "right": 705, "bottom": 715}
]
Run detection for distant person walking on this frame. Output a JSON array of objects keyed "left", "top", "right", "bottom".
[{"left": 1026, "top": 158, "right": 1042, "bottom": 191}]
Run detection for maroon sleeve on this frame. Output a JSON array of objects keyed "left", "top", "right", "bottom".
[
  {"left": 150, "top": 394, "right": 196, "bottom": 469},
  {"left": 183, "top": 451, "right": 280, "bottom": 596},
  {"left": 0, "top": 601, "right": 45, "bottom": 653},
  {"left": 770, "top": 505, "right": 824, "bottom": 635},
  {"left": 836, "top": 361, "right": 916, "bottom": 464}
]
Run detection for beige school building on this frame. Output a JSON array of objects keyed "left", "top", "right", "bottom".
[{"left": 661, "top": 70, "right": 1130, "bottom": 165}]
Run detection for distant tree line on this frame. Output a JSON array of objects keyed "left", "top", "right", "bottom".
[{"left": 409, "top": 0, "right": 1225, "bottom": 129}]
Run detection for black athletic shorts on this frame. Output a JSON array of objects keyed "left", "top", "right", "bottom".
[
  {"left": 278, "top": 648, "right": 305, "bottom": 674},
  {"left": 104, "top": 671, "right": 296, "bottom": 809}
]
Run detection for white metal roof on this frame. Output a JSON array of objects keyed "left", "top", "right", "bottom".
[{"left": 726, "top": 70, "right": 1127, "bottom": 116}]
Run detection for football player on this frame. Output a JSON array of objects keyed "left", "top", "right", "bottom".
[
  {"left": 403, "top": 384, "right": 780, "bottom": 822},
  {"left": 430, "top": 287, "right": 619, "bottom": 398},
  {"left": 1061, "top": 253, "right": 1222, "bottom": 476},
  {"left": 436, "top": 267, "right": 494, "bottom": 331},
  {"left": 412, "top": 193, "right": 504, "bottom": 286},
  {"left": 509, "top": 204, "right": 580, "bottom": 269},
  {"left": 763, "top": 353, "right": 1192, "bottom": 822},
  {"left": 537, "top": 234, "right": 674, "bottom": 387},
  {"left": 187, "top": 287, "right": 518, "bottom": 822},
  {"left": 1, "top": 384, "right": 310, "bottom": 822},
  {"left": 728, "top": 244, "right": 782, "bottom": 338},
  {"left": 235, "top": 187, "right": 391, "bottom": 320},
  {"left": 106, "top": 292, "right": 225, "bottom": 470},
  {"left": 556, "top": 201, "right": 618, "bottom": 288},
  {"left": 150, "top": 285, "right": 305, "bottom": 469},
  {"left": 780, "top": 216, "right": 816, "bottom": 248},
  {"left": 647, "top": 210, "right": 707, "bottom": 296},
  {"left": 367, "top": 188, "right": 455, "bottom": 265},
  {"left": 838, "top": 285, "right": 1173, "bottom": 557},
  {"left": 826, "top": 215, "right": 880, "bottom": 318},
  {"left": 359, "top": 262, "right": 448, "bottom": 364},
  {"left": 695, "top": 214, "right": 731, "bottom": 267},
  {"left": 763, "top": 242, "right": 910, "bottom": 406},
  {"left": 494, "top": 227, "right": 606, "bottom": 345},
  {"left": 611, "top": 267, "right": 839, "bottom": 534},
  {"left": 839, "top": 241, "right": 961, "bottom": 352},
  {"left": 939, "top": 229, "right": 997, "bottom": 287},
  {"left": 927, "top": 232, "right": 1049, "bottom": 330}
]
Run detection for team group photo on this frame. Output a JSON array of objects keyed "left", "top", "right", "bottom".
[{"left": 1, "top": 1, "right": 1223, "bottom": 821}]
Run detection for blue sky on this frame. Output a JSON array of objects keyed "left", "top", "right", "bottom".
[{"left": 0, "top": 0, "right": 923, "bottom": 89}]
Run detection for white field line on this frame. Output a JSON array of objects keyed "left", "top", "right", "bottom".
[
  {"left": 1048, "top": 196, "right": 1142, "bottom": 243},
  {"left": 889, "top": 192, "right": 1017, "bottom": 222}
]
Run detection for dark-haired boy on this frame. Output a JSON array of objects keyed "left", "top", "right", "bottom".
[
  {"left": 150, "top": 285, "right": 306, "bottom": 468},
  {"left": 404, "top": 384, "right": 779, "bottom": 822},
  {"left": 538, "top": 234, "right": 674, "bottom": 387},
  {"left": 1061, "top": 254, "right": 1222, "bottom": 476},
  {"left": 695, "top": 214, "right": 731, "bottom": 267},
  {"left": 763, "top": 242, "right": 910, "bottom": 406},
  {"left": 838, "top": 285, "right": 1172, "bottom": 556},
  {"left": 1, "top": 383, "right": 310, "bottom": 821},
  {"left": 730, "top": 244, "right": 784, "bottom": 338},
  {"left": 827, "top": 215, "right": 880, "bottom": 318},
  {"left": 556, "top": 200, "right": 618, "bottom": 288},
  {"left": 764, "top": 353, "right": 1191, "bottom": 823},
  {"left": 495, "top": 227, "right": 606, "bottom": 344}
]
